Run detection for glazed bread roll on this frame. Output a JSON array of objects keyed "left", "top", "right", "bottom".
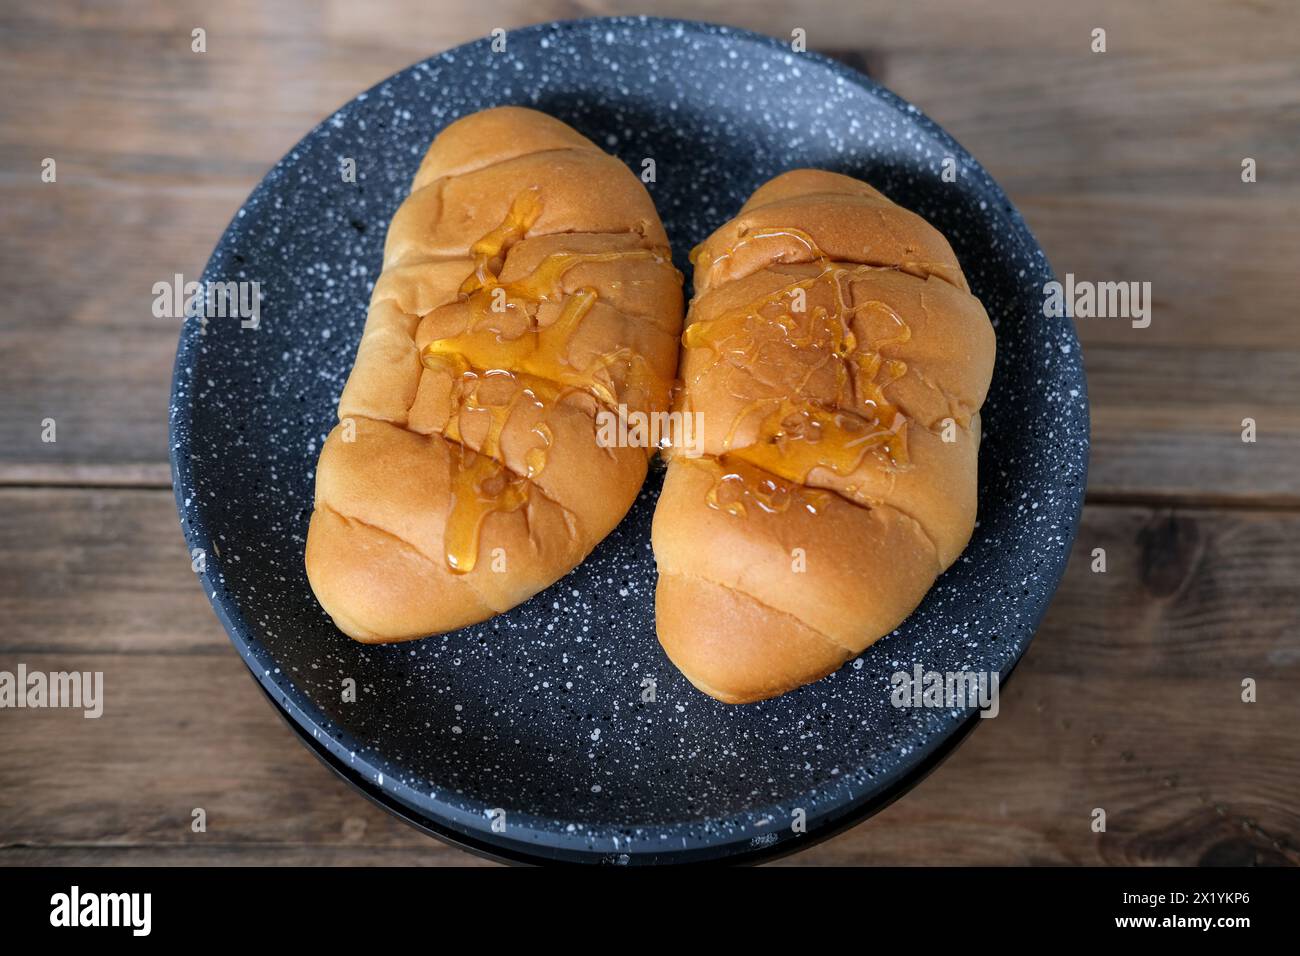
[
  {"left": 306, "top": 107, "right": 683, "bottom": 642},
  {"left": 652, "top": 170, "right": 995, "bottom": 703}
]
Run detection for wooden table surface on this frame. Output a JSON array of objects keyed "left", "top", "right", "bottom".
[{"left": 2, "top": 0, "right": 1297, "bottom": 866}]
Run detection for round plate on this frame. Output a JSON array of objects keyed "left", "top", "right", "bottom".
[{"left": 170, "top": 16, "right": 1089, "bottom": 865}]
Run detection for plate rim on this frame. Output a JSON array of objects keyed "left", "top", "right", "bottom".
[{"left": 169, "top": 13, "right": 1090, "bottom": 865}]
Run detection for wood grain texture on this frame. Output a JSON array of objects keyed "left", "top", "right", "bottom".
[
  {"left": 1, "top": 489, "right": 1295, "bottom": 865},
  {"left": 1, "top": 1, "right": 1297, "bottom": 501}
]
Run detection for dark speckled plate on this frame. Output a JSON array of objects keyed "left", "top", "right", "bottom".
[{"left": 170, "top": 16, "right": 1088, "bottom": 865}]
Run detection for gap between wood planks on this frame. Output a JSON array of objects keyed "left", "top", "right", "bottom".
[{"left": 2, "top": 474, "right": 1298, "bottom": 514}]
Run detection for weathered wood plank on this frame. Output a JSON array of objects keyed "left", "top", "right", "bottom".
[
  {"left": 2, "top": 488, "right": 1296, "bottom": 864},
  {"left": 0, "top": 489, "right": 223, "bottom": 655},
  {"left": 1084, "top": 345, "right": 1300, "bottom": 502},
  {"left": 785, "top": 673, "right": 1300, "bottom": 866},
  {"left": 6, "top": 489, "right": 1300, "bottom": 671},
  {"left": 2, "top": 652, "right": 1293, "bottom": 865},
  {"left": 10, "top": 0, "right": 1296, "bottom": 60},
  {"left": 0, "top": 846, "right": 498, "bottom": 866},
  {"left": 2, "top": 3, "right": 1299, "bottom": 500},
  {"left": 317, "top": 0, "right": 1300, "bottom": 60}
]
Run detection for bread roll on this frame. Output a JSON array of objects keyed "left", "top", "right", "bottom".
[
  {"left": 652, "top": 169, "right": 995, "bottom": 703},
  {"left": 306, "top": 107, "right": 683, "bottom": 642}
]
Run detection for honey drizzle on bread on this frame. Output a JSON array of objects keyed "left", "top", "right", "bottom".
[
  {"left": 305, "top": 107, "right": 683, "bottom": 641},
  {"left": 678, "top": 257, "right": 916, "bottom": 504},
  {"left": 651, "top": 168, "right": 996, "bottom": 703},
  {"left": 422, "top": 191, "right": 677, "bottom": 573}
]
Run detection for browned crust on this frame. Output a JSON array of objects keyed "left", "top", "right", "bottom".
[
  {"left": 653, "top": 169, "right": 995, "bottom": 703},
  {"left": 306, "top": 107, "right": 683, "bottom": 642}
]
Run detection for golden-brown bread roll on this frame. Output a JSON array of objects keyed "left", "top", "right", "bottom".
[
  {"left": 652, "top": 169, "right": 995, "bottom": 703},
  {"left": 306, "top": 107, "right": 683, "bottom": 642}
]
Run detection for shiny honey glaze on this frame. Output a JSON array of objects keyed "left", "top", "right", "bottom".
[
  {"left": 422, "top": 188, "right": 672, "bottom": 573},
  {"left": 692, "top": 454, "right": 832, "bottom": 519},
  {"left": 442, "top": 447, "right": 530, "bottom": 573},
  {"left": 690, "top": 226, "right": 827, "bottom": 281},
  {"left": 684, "top": 233, "right": 914, "bottom": 515}
]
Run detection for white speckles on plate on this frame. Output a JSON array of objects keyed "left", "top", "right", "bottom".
[{"left": 169, "top": 17, "right": 1088, "bottom": 865}]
